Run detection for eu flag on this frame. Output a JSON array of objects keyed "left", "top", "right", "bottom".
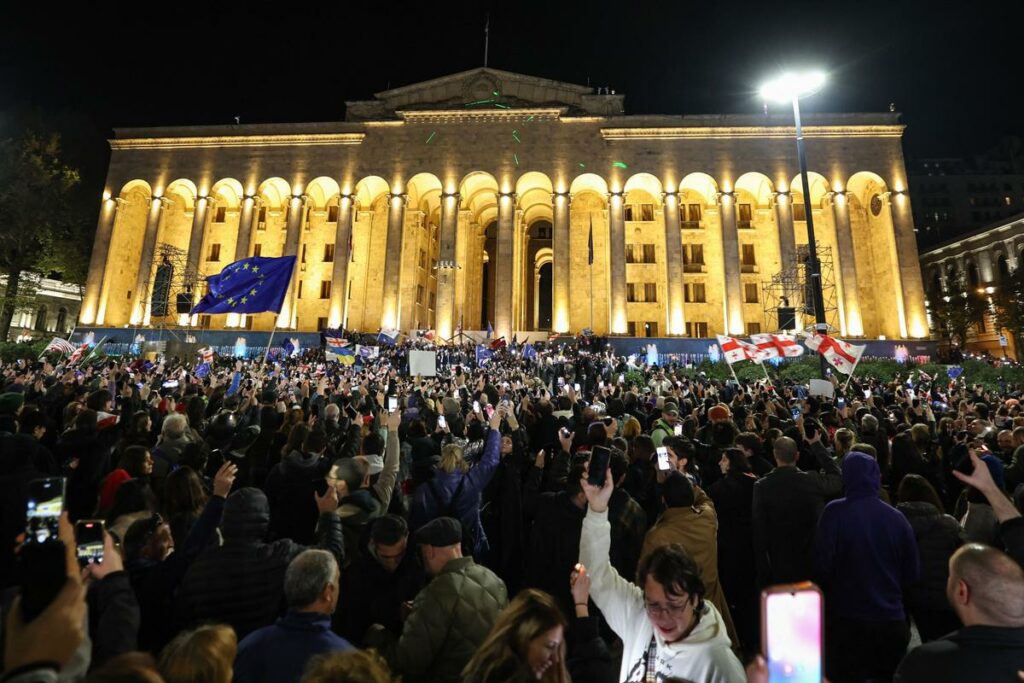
[{"left": 191, "top": 256, "right": 296, "bottom": 315}]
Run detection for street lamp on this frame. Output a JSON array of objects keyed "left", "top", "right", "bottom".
[{"left": 761, "top": 70, "right": 829, "bottom": 377}]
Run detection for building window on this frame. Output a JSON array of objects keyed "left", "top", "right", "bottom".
[
  {"left": 746, "top": 321, "right": 762, "bottom": 335},
  {"left": 348, "top": 280, "right": 353, "bottom": 299},
  {"left": 644, "top": 283, "right": 658, "bottom": 302},
  {"left": 683, "top": 244, "right": 705, "bottom": 271},
  {"left": 320, "top": 281, "right": 331, "bottom": 299},
  {"left": 646, "top": 321, "right": 659, "bottom": 336},
  {"left": 627, "top": 283, "right": 638, "bottom": 302},
  {"left": 303, "top": 206, "right": 313, "bottom": 230},
  {"left": 640, "top": 203, "right": 655, "bottom": 221},
  {"left": 34, "top": 306, "right": 47, "bottom": 332},
  {"left": 419, "top": 248, "right": 427, "bottom": 269},
  {"left": 536, "top": 225, "right": 552, "bottom": 239},
  {"left": 738, "top": 203, "right": 753, "bottom": 228},
  {"left": 681, "top": 204, "right": 702, "bottom": 228},
  {"left": 257, "top": 206, "right": 267, "bottom": 230},
  {"left": 627, "top": 244, "right": 655, "bottom": 264},
  {"left": 207, "top": 243, "right": 221, "bottom": 261},
  {"left": 317, "top": 317, "right": 329, "bottom": 330},
  {"left": 416, "top": 285, "right": 424, "bottom": 304},
  {"left": 624, "top": 205, "right": 634, "bottom": 221},
  {"left": 686, "top": 321, "right": 708, "bottom": 337},
  {"left": 297, "top": 280, "right": 303, "bottom": 299},
  {"left": 252, "top": 243, "right": 262, "bottom": 257},
  {"left": 301, "top": 244, "right": 307, "bottom": 263},
  {"left": 323, "top": 244, "right": 335, "bottom": 262},
  {"left": 214, "top": 206, "right": 226, "bottom": 223},
  {"left": 744, "top": 283, "right": 759, "bottom": 303},
  {"left": 793, "top": 203, "right": 807, "bottom": 221},
  {"left": 327, "top": 205, "right": 339, "bottom": 222},
  {"left": 643, "top": 244, "right": 656, "bottom": 263},
  {"left": 741, "top": 244, "right": 757, "bottom": 272},
  {"left": 684, "top": 283, "right": 706, "bottom": 303},
  {"left": 198, "top": 315, "right": 211, "bottom": 329},
  {"left": 429, "top": 292, "right": 435, "bottom": 310},
  {"left": 56, "top": 307, "right": 68, "bottom": 333}
]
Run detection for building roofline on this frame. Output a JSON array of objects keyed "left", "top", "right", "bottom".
[{"left": 920, "top": 211, "right": 1024, "bottom": 256}]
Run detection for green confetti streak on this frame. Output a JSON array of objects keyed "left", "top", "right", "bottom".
[
  {"left": 613, "top": 161, "right": 628, "bottom": 169},
  {"left": 579, "top": 163, "right": 586, "bottom": 168},
  {"left": 525, "top": 115, "right": 535, "bottom": 122},
  {"left": 494, "top": 103, "right": 510, "bottom": 109},
  {"left": 425, "top": 130, "right": 436, "bottom": 144},
  {"left": 513, "top": 153, "right": 520, "bottom": 167},
  {"left": 465, "top": 98, "right": 495, "bottom": 106},
  {"left": 493, "top": 90, "right": 500, "bottom": 96},
  {"left": 512, "top": 132, "right": 521, "bottom": 143}
]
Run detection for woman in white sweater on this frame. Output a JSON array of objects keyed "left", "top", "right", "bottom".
[{"left": 579, "top": 468, "right": 745, "bottom": 683}]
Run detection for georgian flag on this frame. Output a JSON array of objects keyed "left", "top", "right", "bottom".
[
  {"left": 802, "top": 332, "right": 865, "bottom": 374},
  {"left": 750, "top": 333, "right": 805, "bottom": 359},
  {"left": 716, "top": 335, "right": 769, "bottom": 365}
]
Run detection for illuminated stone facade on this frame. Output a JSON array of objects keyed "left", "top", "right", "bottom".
[{"left": 81, "top": 68, "right": 928, "bottom": 340}]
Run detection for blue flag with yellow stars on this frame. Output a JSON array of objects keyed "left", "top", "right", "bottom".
[{"left": 191, "top": 256, "right": 296, "bottom": 315}]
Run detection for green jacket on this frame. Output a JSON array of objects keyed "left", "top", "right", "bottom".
[
  {"left": 651, "top": 418, "right": 674, "bottom": 447},
  {"left": 369, "top": 556, "right": 508, "bottom": 683}
]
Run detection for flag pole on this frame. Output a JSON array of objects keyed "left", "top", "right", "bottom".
[
  {"left": 760, "top": 361, "right": 771, "bottom": 382},
  {"left": 264, "top": 325, "right": 278, "bottom": 365},
  {"left": 842, "top": 354, "right": 863, "bottom": 393}
]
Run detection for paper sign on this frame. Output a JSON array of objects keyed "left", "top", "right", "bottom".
[
  {"left": 808, "top": 379, "right": 835, "bottom": 398},
  {"left": 408, "top": 350, "right": 437, "bottom": 377}
]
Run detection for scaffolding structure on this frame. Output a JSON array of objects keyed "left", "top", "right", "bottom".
[
  {"left": 138, "top": 243, "right": 199, "bottom": 325},
  {"left": 761, "top": 244, "right": 840, "bottom": 334}
]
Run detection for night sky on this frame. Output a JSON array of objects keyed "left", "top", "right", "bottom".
[{"left": 2, "top": 0, "right": 1020, "bottom": 195}]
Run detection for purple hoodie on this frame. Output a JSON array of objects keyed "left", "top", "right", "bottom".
[{"left": 814, "top": 452, "right": 920, "bottom": 621}]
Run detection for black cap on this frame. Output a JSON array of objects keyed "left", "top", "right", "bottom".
[
  {"left": 260, "top": 388, "right": 278, "bottom": 404},
  {"left": 414, "top": 517, "right": 462, "bottom": 547}
]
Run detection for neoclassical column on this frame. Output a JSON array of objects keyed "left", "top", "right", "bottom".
[
  {"left": 276, "top": 194, "right": 307, "bottom": 328},
  {"left": 327, "top": 193, "right": 355, "bottom": 329},
  {"left": 828, "top": 192, "right": 862, "bottom": 336},
  {"left": 494, "top": 191, "right": 516, "bottom": 341},
  {"left": 551, "top": 191, "right": 571, "bottom": 332},
  {"left": 129, "top": 196, "right": 168, "bottom": 325},
  {"left": 608, "top": 191, "right": 627, "bottom": 334},
  {"left": 380, "top": 192, "right": 407, "bottom": 330},
  {"left": 435, "top": 192, "right": 460, "bottom": 340},
  {"left": 226, "top": 195, "right": 258, "bottom": 328},
  {"left": 888, "top": 190, "right": 929, "bottom": 338},
  {"left": 773, "top": 191, "right": 797, "bottom": 276},
  {"left": 184, "top": 195, "right": 212, "bottom": 288},
  {"left": 662, "top": 191, "right": 685, "bottom": 335},
  {"left": 83, "top": 197, "right": 123, "bottom": 325},
  {"left": 718, "top": 191, "right": 743, "bottom": 335}
]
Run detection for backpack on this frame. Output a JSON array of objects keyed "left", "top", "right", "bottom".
[{"left": 425, "top": 475, "right": 478, "bottom": 555}]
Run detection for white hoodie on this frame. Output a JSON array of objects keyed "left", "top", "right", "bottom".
[{"left": 580, "top": 508, "right": 745, "bottom": 683}]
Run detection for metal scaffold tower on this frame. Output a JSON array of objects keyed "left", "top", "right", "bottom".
[
  {"left": 138, "top": 243, "right": 198, "bottom": 325},
  {"left": 761, "top": 244, "right": 840, "bottom": 334}
]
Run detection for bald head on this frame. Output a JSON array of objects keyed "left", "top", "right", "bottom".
[
  {"left": 773, "top": 436, "right": 798, "bottom": 466},
  {"left": 948, "top": 543, "right": 1024, "bottom": 627}
]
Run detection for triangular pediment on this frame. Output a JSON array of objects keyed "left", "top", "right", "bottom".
[{"left": 345, "top": 67, "right": 624, "bottom": 120}]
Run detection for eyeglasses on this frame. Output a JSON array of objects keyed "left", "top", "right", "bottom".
[{"left": 644, "top": 600, "right": 691, "bottom": 618}]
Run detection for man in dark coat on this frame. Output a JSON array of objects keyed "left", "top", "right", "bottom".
[
  {"left": 752, "top": 434, "right": 841, "bottom": 586},
  {"left": 178, "top": 484, "right": 343, "bottom": 639},
  {"left": 895, "top": 543, "right": 1024, "bottom": 682}
]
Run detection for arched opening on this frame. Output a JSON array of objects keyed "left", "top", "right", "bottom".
[
  {"left": 480, "top": 224, "right": 497, "bottom": 329},
  {"left": 536, "top": 262, "right": 553, "bottom": 330},
  {"left": 997, "top": 254, "right": 1010, "bottom": 282},
  {"left": 34, "top": 305, "right": 47, "bottom": 332},
  {"left": 56, "top": 307, "right": 68, "bottom": 334}
]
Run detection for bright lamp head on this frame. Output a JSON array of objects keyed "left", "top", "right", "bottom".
[{"left": 759, "top": 70, "right": 827, "bottom": 103}]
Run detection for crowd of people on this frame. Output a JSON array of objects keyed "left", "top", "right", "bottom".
[{"left": 1, "top": 338, "right": 1023, "bottom": 683}]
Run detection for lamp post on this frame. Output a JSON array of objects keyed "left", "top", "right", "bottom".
[{"left": 761, "top": 70, "right": 829, "bottom": 377}]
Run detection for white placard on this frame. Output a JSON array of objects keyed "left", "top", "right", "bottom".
[
  {"left": 408, "top": 350, "right": 437, "bottom": 377},
  {"left": 808, "top": 378, "right": 835, "bottom": 398}
]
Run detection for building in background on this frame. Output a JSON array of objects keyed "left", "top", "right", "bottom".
[
  {"left": 0, "top": 273, "right": 82, "bottom": 342},
  {"left": 80, "top": 68, "right": 929, "bottom": 342},
  {"left": 909, "top": 136, "right": 1024, "bottom": 248},
  {"left": 919, "top": 211, "right": 1024, "bottom": 359}
]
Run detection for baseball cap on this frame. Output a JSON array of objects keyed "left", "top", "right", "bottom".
[{"left": 415, "top": 517, "right": 462, "bottom": 547}]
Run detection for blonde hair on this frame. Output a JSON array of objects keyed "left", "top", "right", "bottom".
[
  {"left": 462, "top": 589, "right": 569, "bottom": 683},
  {"left": 622, "top": 417, "right": 642, "bottom": 440},
  {"left": 302, "top": 650, "right": 393, "bottom": 683},
  {"left": 440, "top": 442, "right": 469, "bottom": 474},
  {"left": 835, "top": 428, "right": 855, "bottom": 460},
  {"left": 159, "top": 624, "right": 237, "bottom": 683}
]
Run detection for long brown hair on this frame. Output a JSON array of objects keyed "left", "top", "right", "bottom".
[
  {"left": 462, "top": 589, "right": 569, "bottom": 683},
  {"left": 159, "top": 624, "right": 236, "bottom": 683}
]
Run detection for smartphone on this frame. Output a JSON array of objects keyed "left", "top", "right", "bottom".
[
  {"left": 473, "top": 400, "right": 481, "bottom": 413},
  {"left": 437, "top": 415, "right": 447, "bottom": 430},
  {"left": 836, "top": 397, "right": 845, "bottom": 409},
  {"left": 75, "top": 520, "right": 105, "bottom": 567},
  {"left": 863, "top": 389, "right": 871, "bottom": 399},
  {"left": 674, "top": 424, "right": 683, "bottom": 436},
  {"left": 574, "top": 383, "right": 581, "bottom": 392},
  {"left": 618, "top": 373, "right": 625, "bottom": 384},
  {"left": 162, "top": 379, "right": 179, "bottom": 389},
  {"left": 387, "top": 396, "right": 398, "bottom": 413},
  {"left": 791, "top": 406, "right": 801, "bottom": 421},
  {"left": 656, "top": 446, "right": 671, "bottom": 471},
  {"left": 588, "top": 446, "right": 611, "bottom": 486},
  {"left": 26, "top": 478, "right": 65, "bottom": 545},
  {"left": 762, "top": 582, "right": 824, "bottom": 683},
  {"left": 484, "top": 404, "right": 495, "bottom": 419}
]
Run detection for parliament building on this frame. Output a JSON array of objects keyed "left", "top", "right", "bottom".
[{"left": 80, "top": 67, "right": 929, "bottom": 343}]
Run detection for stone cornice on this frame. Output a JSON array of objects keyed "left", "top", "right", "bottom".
[
  {"left": 396, "top": 108, "right": 565, "bottom": 123},
  {"left": 600, "top": 125, "right": 905, "bottom": 141},
  {"left": 110, "top": 133, "right": 366, "bottom": 150}
]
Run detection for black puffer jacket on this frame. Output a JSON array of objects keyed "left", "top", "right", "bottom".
[
  {"left": 898, "top": 501, "right": 964, "bottom": 611},
  {"left": 177, "top": 487, "right": 343, "bottom": 639}
]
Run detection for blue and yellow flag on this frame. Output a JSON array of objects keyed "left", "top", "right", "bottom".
[{"left": 191, "top": 256, "right": 296, "bottom": 315}]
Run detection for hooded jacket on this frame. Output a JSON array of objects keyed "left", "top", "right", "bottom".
[
  {"left": 265, "top": 450, "right": 330, "bottom": 545},
  {"left": 815, "top": 452, "right": 920, "bottom": 622},
  {"left": 897, "top": 501, "right": 964, "bottom": 612},
  {"left": 580, "top": 508, "right": 745, "bottom": 683},
  {"left": 178, "top": 487, "right": 343, "bottom": 639}
]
